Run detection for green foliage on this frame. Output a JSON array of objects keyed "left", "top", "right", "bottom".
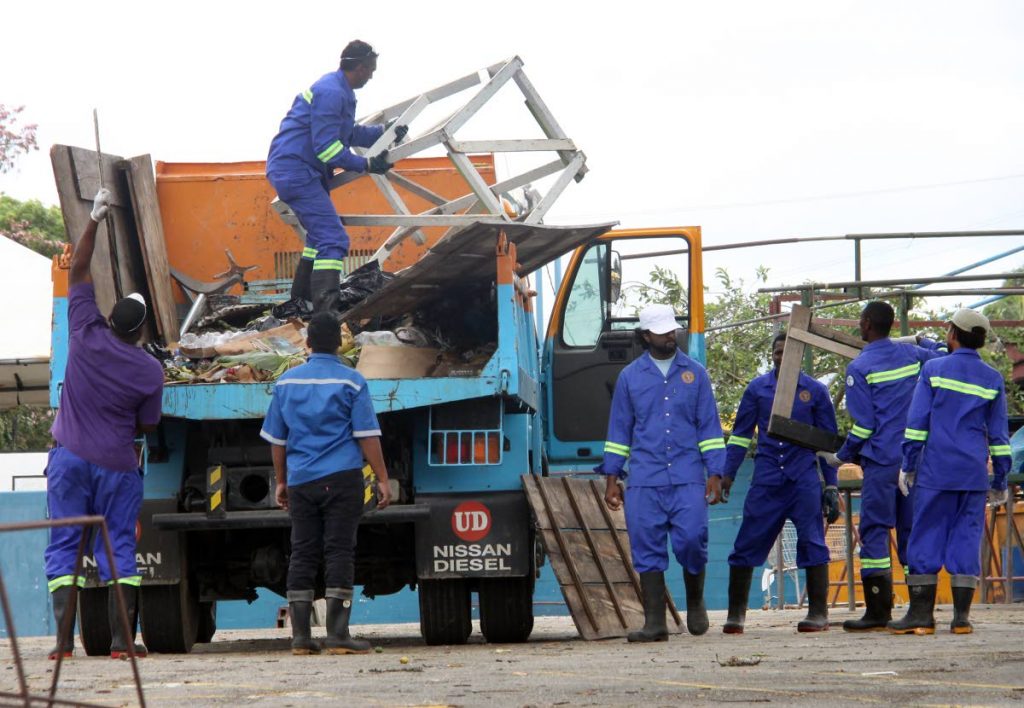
[
  {"left": 0, "top": 406, "right": 55, "bottom": 451},
  {"left": 0, "top": 194, "right": 67, "bottom": 257}
]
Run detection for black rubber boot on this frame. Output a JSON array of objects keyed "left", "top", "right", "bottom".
[
  {"left": 288, "top": 592, "right": 321, "bottom": 655},
  {"left": 310, "top": 268, "right": 341, "bottom": 313},
  {"left": 109, "top": 585, "right": 147, "bottom": 659},
  {"left": 723, "top": 566, "right": 754, "bottom": 635},
  {"left": 324, "top": 588, "right": 371, "bottom": 655},
  {"left": 683, "top": 569, "right": 709, "bottom": 636},
  {"left": 842, "top": 573, "right": 892, "bottom": 632},
  {"left": 950, "top": 575, "right": 977, "bottom": 635},
  {"left": 627, "top": 571, "right": 669, "bottom": 642},
  {"left": 48, "top": 585, "right": 76, "bottom": 659},
  {"left": 796, "top": 564, "right": 830, "bottom": 632},
  {"left": 887, "top": 576, "right": 937, "bottom": 635},
  {"left": 272, "top": 259, "right": 315, "bottom": 319}
]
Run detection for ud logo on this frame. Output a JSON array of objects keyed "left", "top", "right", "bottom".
[
  {"left": 451, "top": 501, "right": 492, "bottom": 542},
  {"left": 681, "top": 371, "right": 696, "bottom": 384},
  {"left": 799, "top": 390, "right": 811, "bottom": 403}
]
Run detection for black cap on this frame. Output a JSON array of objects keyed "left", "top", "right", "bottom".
[
  {"left": 110, "top": 293, "right": 147, "bottom": 336},
  {"left": 341, "top": 40, "right": 377, "bottom": 61}
]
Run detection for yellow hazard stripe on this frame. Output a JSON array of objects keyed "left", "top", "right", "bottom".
[
  {"left": 904, "top": 428, "right": 929, "bottom": 442},
  {"left": 317, "top": 139, "right": 344, "bottom": 163},
  {"left": 698, "top": 437, "right": 726, "bottom": 452},
  {"left": 604, "top": 441, "right": 630, "bottom": 457},
  {"left": 929, "top": 376, "right": 998, "bottom": 400},
  {"left": 866, "top": 362, "right": 920, "bottom": 384},
  {"left": 210, "top": 489, "right": 222, "bottom": 510},
  {"left": 727, "top": 435, "right": 751, "bottom": 448}
]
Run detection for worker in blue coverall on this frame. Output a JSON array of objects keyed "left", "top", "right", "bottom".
[
  {"left": 819, "top": 301, "right": 946, "bottom": 632},
  {"left": 599, "top": 304, "right": 725, "bottom": 642},
  {"left": 267, "top": 39, "right": 407, "bottom": 313},
  {"left": 721, "top": 333, "right": 841, "bottom": 634},
  {"left": 889, "top": 308, "right": 1012, "bottom": 635}
]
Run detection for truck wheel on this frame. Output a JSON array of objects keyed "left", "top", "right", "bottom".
[
  {"left": 418, "top": 579, "right": 471, "bottom": 646},
  {"left": 478, "top": 576, "right": 534, "bottom": 643},
  {"left": 78, "top": 587, "right": 112, "bottom": 656},
  {"left": 196, "top": 601, "right": 217, "bottom": 643},
  {"left": 140, "top": 581, "right": 199, "bottom": 654}
]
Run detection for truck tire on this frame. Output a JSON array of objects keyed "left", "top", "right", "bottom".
[
  {"left": 140, "top": 581, "right": 199, "bottom": 654},
  {"left": 418, "top": 579, "right": 472, "bottom": 646},
  {"left": 196, "top": 601, "right": 217, "bottom": 643},
  {"left": 77, "top": 587, "right": 112, "bottom": 656},
  {"left": 478, "top": 576, "right": 534, "bottom": 643}
]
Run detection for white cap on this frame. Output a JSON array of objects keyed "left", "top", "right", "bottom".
[
  {"left": 949, "top": 308, "right": 990, "bottom": 335},
  {"left": 638, "top": 303, "right": 680, "bottom": 335},
  {"left": 127, "top": 292, "right": 146, "bottom": 306}
]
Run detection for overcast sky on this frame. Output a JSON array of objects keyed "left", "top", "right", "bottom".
[{"left": 2, "top": 0, "right": 1022, "bottom": 314}]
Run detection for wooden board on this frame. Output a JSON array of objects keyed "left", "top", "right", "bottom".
[
  {"left": 50, "top": 145, "right": 154, "bottom": 342},
  {"left": 522, "top": 475, "right": 683, "bottom": 640},
  {"left": 123, "top": 154, "right": 179, "bottom": 346}
]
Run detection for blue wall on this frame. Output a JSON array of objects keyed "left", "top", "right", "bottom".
[{"left": 1, "top": 461, "right": 765, "bottom": 637}]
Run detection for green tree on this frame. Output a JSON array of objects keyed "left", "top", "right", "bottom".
[
  {"left": 0, "top": 194, "right": 67, "bottom": 257},
  {"left": 982, "top": 269, "right": 1024, "bottom": 416},
  {"left": 0, "top": 406, "right": 55, "bottom": 451}
]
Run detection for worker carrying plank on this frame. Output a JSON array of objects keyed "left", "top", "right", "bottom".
[
  {"left": 721, "top": 332, "right": 840, "bottom": 634},
  {"left": 889, "top": 308, "right": 1012, "bottom": 635},
  {"left": 267, "top": 40, "right": 407, "bottom": 313},
  {"left": 598, "top": 304, "right": 725, "bottom": 642},
  {"left": 818, "top": 301, "right": 946, "bottom": 632},
  {"left": 44, "top": 189, "right": 164, "bottom": 660}
]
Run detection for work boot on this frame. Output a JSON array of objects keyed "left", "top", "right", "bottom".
[
  {"left": 842, "top": 573, "right": 892, "bottom": 632},
  {"left": 310, "top": 268, "right": 342, "bottom": 313},
  {"left": 683, "top": 569, "right": 709, "bottom": 636},
  {"left": 48, "top": 585, "right": 76, "bottom": 660},
  {"left": 288, "top": 591, "right": 320, "bottom": 655},
  {"left": 796, "top": 564, "right": 830, "bottom": 632},
  {"left": 324, "top": 588, "right": 371, "bottom": 655},
  {"left": 109, "top": 585, "right": 147, "bottom": 659},
  {"left": 627, "top": 571, "right": 669, "bottom": 642},
  {"left": 887, "top": 576, "right": 937, "bottom": 635},
  {"left": 950, "top": 575, "right": 977, "bottom": 635},
  {"left": 271, "top": 258, "right": 315, "bottom": 319},
  {"left": 723, "top": 565, "right": 754, "bottom": 635}
]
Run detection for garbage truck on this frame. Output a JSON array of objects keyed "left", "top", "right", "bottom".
[{"left": 48, "top": 57, "right": 709, "bottom": 652}]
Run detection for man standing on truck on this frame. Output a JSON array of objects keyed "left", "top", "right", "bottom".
[
  {"left": 720, "top": 333, "right": 840, "bottom": 634},
  {"left": 261, "top": 311, "right": 392, "bottom": 655},
  {"left": 267, "top": 39, "right": 407, "bottom": 314},
  {"left": 599, "top": 303, "right": 725, "bottom": 641},
  {"left": 818, "top": 301, "right": 945, "bottom": 632},
  {"left": 44, "top": 188, "right": 165, "bottom": 660},
  {"left": 889, "top": 309, "right": 1011, "bottom": 635}
]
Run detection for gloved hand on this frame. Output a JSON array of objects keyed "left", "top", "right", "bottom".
[
  {"left": 385, "top": 119, "right": 408, "bottom": 142},
  {"left": 817, "top": 451, "right": 843, "bottom": 469},
  {"left": 721, "top": 475, "right": 733, "bottom": 502},
  {"left": 898, "top": 469, "right": 915, "bottom": 497},
  {"left": 366, "top": 150, "right": 392, "bottom": 174},
  {"left": 822, "top": 485, "right": 841, "bottom": 524},
  {"left": 892, "top": 335, "right": 920, "bottom": 344},
  {"left": 90, "top": 188, "right": 112, "bottom": 222},
  {"left": 987, "top": 487, "right": 1009, "bottom": 506}
]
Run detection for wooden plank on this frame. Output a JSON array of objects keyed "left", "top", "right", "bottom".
[
  {"left": 68, "top": 145, "right": 132, "bottom": 209},
  {"left": 768, "top": 415, "right": 845, "bottom": 452},
  {"left": 123, "top": 155, "right": 179, "bottom": 347},
  {"left": 788, "top": 327, "right": 862, "bottom": 359},
  {"left": 770, "top": 305, "right": 812, "bottom": 422},
  {"left": 809, "top": 321, "right": 865, "bottom": 352}
]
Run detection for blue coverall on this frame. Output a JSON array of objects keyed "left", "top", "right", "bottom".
[
  {"left": 902, "top": 349, "right": 1012, "bottom": 579},
  {"left": 836, "top": 338, "right": 945, "bottom": 577},
  {"left": 597, "top": 351, "right": 726, "bottom": 574},
  {"left": 267, "top": 71, "right": 384, "bottom": 275},
  {"left": 725, "top": 370, "right": 838, "bottom": 569}
]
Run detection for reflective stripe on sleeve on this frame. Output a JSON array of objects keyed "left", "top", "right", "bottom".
[
  {"left": 990, "top": 445, "right": 1012, "bottom": 456},
  {"left": 929, "top": 376, "right": 999, "bottom": 400},
  {"left": 850, "top": 424, "right": 873, "bottom": 439},
  {"left": 865, "top": 362, "right": 921, "bottom": 385},
  {"left": 904, "top": 428, "right": 929, "bottom": 442},
  {"left": 604, "top": 441, "right": 630, "bottom": 457},
  {"left": 302, "top": 89, "right": 313, "bottom": 103},
  {"left": 317, "top": 139, "right": 345, "bottom": 163},
  {"left": 727, "top": 435, "right": 752, "bottom": 448},
  {"left": 698, "top": 437, "right": 726, "bottom": 452}
]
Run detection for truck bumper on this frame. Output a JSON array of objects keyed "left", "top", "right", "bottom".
[{"left": 152, "top": 504, "right": 431, "bottom": 531}]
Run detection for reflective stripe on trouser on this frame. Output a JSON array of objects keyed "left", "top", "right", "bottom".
[
  {"left": 48, "top": 574, "right": 86, "bottom": 592},
  {"left": 624, "top": 483, "right": 708, "bottom": 575},
  {"left": 266, "top": 169, "right": 349, "bottom": 262},
  {"left": 44, "top": 446, "right": 144, "bottom": 583},
  {"left": 907, "top": 487, "right": 986, "bottom": 577},
  {"left": 728, "top": 480, "right": 829, "bottom": 569},
  {"left": 858, "top": 461, "right": 912, "bottom": 578}
]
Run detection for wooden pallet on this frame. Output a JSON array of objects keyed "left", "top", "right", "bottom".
[{"left": 522, "top": 475, "right": 683, "bottom": 640}]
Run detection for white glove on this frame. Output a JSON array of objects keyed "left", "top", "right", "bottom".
[
  {"left": 90, "top": 188, "right": 111, "bottom": 222},
  {"left": 898, "top": 469, "right": 915, "bottom": 497},
  {"left": 817, "top": 451, "right": 843, "bottom": 469},
  {"left": 987, "top": 488, "right": 1009, "bottom": 506}
]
